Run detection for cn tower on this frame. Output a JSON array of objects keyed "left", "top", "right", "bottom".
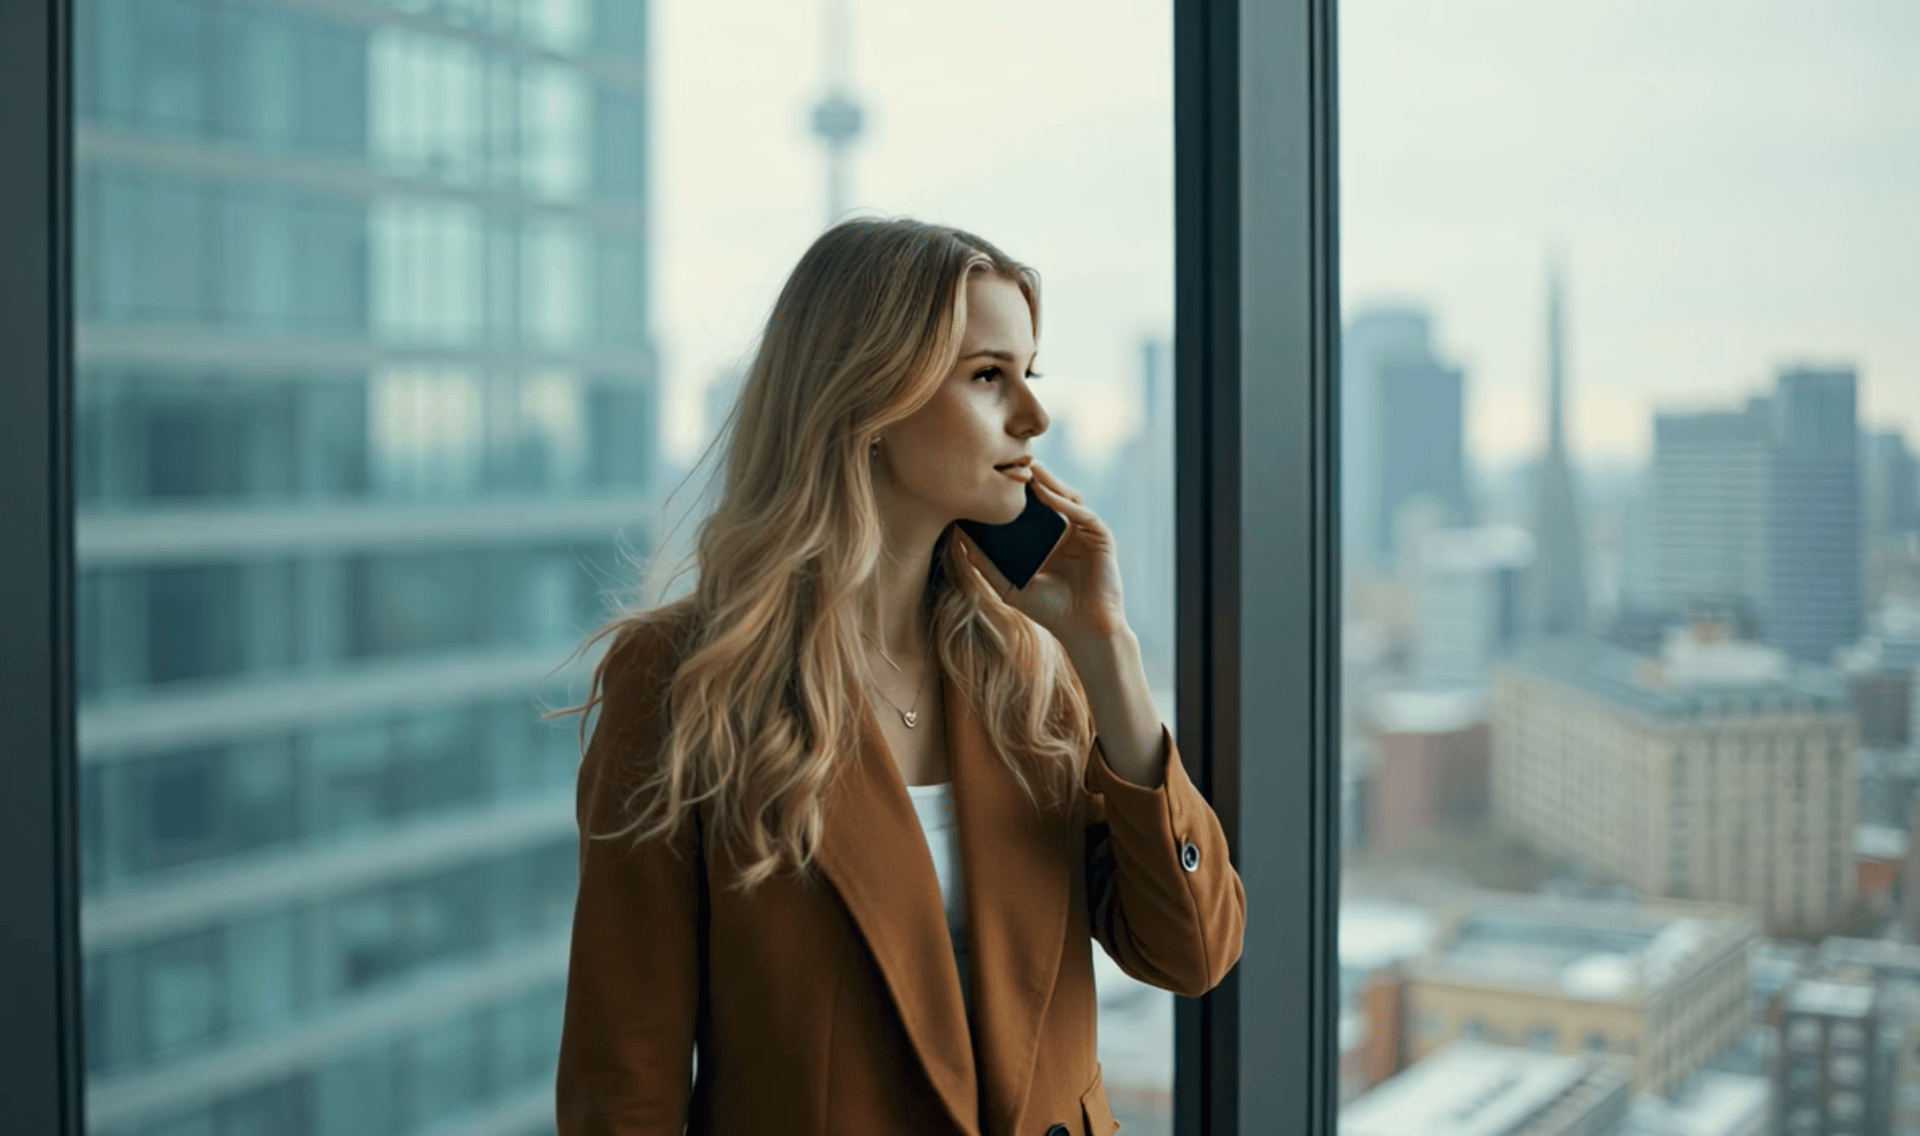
[{"left": 809, "top": 0, "right": 864, "bottom": 225}]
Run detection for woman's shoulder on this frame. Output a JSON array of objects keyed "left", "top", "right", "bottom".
[
  {"left": 602, "top": 596, "right": 706, "bottom": 688},
  {"left": 585, "top": 598, "right": 707, "bottom": 776}
]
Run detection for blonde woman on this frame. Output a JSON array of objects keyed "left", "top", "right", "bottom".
[{"left": 554, "top": 217, "right": 1245, "bottom": 1136}]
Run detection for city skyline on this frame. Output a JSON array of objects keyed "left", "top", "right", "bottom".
[{"left": 650, "top": 0, "right": 1920, "bottom": 469}]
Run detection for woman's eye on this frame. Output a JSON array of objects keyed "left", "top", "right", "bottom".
[{"left": 972, "top": 367, "right": 1043, "bottom": 383}]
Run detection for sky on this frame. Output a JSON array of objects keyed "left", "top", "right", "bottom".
[{"left": 649, "top": 0, "right": 1920, "bottom": 472}]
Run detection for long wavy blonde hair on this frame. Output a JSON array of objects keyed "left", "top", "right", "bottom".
[{"left": 551, "top": 217, "right": 1094, "bottom": 896}]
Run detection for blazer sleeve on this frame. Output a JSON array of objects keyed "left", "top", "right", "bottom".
[
  {"left": 1083, "top": 724, "right": 1246, "bottom": 997},
  {"left": 555, "top": 621, "right": 703, "bottom": 1136}
]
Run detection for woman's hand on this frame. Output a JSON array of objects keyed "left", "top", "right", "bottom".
[{"left": 953, "top": 460, "right": 1130, "bottom": 648}]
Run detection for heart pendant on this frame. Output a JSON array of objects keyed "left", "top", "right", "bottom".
[{"left": 902, "top": 709, "right": 918, "bottom": 728}]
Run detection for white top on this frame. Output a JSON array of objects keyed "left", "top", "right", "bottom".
[{"left": 904, "top": 780, "right": 970, "bottom": 1015}]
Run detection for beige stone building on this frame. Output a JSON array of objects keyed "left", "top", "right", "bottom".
[
  {"left": 1403, "top": 891, "right": 1757, "bottom": 1095},
  {"left": 1490, "top": 622, "right": 1858, "bottom": 934}
]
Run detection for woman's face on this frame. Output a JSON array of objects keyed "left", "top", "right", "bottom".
[{"left": 875, "top": 272, "right": 1049, "bottom": 529}]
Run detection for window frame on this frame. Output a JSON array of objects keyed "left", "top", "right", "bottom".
[
  {"left": 9, "top": 0, "right": 1343, "bottom": 1132},
  {"left": 1172, "top": 1, "right": 1342, "bottom": 1133},
  {"left": 10, "top": 1, "right": 85, "bottom": 1133}
]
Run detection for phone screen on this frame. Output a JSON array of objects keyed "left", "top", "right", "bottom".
[{"left": 954, "top": 482, "right": 1070, "bottom": 591}]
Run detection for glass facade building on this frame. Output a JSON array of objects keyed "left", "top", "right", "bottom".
[{"left": 72, "top": 2, "right": 654, "bottom": 1133}]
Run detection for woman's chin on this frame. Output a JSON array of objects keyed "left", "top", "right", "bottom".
[{"left": 958, "top": 489, "right": 1027, "bottom": 527}]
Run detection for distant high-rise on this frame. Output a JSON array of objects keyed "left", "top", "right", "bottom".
[
  {"left": 1413, "top": 525, "right": 1531, "bottom": 690},
  {"left": 1099, "top": 339, "right": 1176, "bottom": 676},
  {"left": 1522, "top": 251, "right": 1589, "bottom": 639},
  {"left": 1644, "top": 398, "right": 1772, "bottom": 625},
  {"left": 1766, "top": 365, "right": 1863, "bottom": 664},
  {"left": 1865, "top": 428, "right": 1920, "bottom": 538},
  {"left": 1341, "top": 306, "right": 1473, "bottom": 570}
]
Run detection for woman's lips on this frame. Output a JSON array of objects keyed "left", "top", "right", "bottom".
[{"left": 997, "top": 464, "right": 1033, "bottom": 482}]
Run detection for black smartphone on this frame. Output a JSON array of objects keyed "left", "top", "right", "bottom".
[{"left": 955, "top": 481, "right": 1070, "bottom": 591}]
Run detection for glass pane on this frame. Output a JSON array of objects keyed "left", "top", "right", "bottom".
[
  {"left": 1338, "top": 1, "right": 1919, "bottom": 1127},
  {"left": 75, "top": 1, "right": 1174, "bottom": 1134}
]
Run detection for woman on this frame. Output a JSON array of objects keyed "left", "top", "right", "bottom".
[{"left": 554, "top": 217, "right": 1245, "bottom": 1136}]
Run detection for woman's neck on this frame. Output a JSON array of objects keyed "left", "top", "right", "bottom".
[{"left": 864, "top": 547, "right": 935, "bottom": 662}]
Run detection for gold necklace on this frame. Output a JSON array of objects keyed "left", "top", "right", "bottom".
[{"left": 864, "top": 635, "right": 931, "bottom": 729}]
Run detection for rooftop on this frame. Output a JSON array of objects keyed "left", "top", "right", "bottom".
[
  {"left": 1786, "top": 978, "right": 1875, "bottom": 1019},
  {"left": 1618, "top": 1070, "right": 1770, "bottom": 1136},
  {"left": 1417, "top": 893, "right": 1751, "bottom": 1002},
  {"left": 1500, "top": 637, "right": 1848, "bottom": 723},
  {"left": 1341, "top": 1040, "right": 1624, "bottom": 1136},
  {"left": 1857, "top": 823, "right": 1909, "bottom": 862},
  {"left": 1371, "top": 687, "right": 1489, "bottom": 735},
  {"left": 1813, "top": 937, "right": 1920, "bottom": 984}
]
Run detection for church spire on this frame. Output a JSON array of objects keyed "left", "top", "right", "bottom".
[{"left": 1525, "top": 243, "right": 1589, "bottom": 639}]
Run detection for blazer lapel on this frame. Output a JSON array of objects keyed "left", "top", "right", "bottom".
[
  {"left": 814, "top": 689, "right": 983, "bottom": 1136},
  {"left": 947, "top": 670, "right": 1074, "bottom": 1136}
]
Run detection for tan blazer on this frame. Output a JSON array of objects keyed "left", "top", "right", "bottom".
[{"left": 555, "top": 606, "right": 1246, "bottom": 1136}]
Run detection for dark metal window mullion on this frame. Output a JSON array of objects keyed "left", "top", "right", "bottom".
[
  {"left": 6, "top": 1, "right": 83, "bottom": 1134},
  {"left": 1172, "top": 0, "right": 1341, "bottom": 1134}
]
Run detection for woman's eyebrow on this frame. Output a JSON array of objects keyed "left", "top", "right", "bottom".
[{"left": 961, "top": 349, "right": 1036, "bottom": 363}]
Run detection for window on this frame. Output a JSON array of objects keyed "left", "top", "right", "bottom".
[
  {"left": 61, "top": 0, "right": 1186, "bottom": 1133},
  {"left": 22, "top": 0, "right": 1367, "bottom": 1128},
  {"left": 1787, "top": 1019, "right": 1824, "bottom": 1051},
  {"left": 1830, "top": 1091, "right": 1864, "bottom": 1123},
  {"left": 1339, "top": 0, "right": 1915, "bottom": 1123},
  {"left": 1831, "top": 1052, "right": 1865, "bottom": 1085}
]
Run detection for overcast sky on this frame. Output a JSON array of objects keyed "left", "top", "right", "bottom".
[{"left": 649, "top": 0, "right": 1920, "bottom": 473}]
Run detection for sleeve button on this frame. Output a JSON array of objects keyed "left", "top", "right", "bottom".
[{"left": 1180, "top": 840, "right": 1200, "bottom": 872}]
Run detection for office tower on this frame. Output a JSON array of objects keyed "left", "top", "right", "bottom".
[
  {"left": 1523, "top": 251, "right": 1590, "bottom": 640},
  {"left": 1766, "top": 365, "right": 1864, "bottom": 664},
  {"left": 1768, "top": 950, "right": 1920, "bottom": 1136},
  {"left": 1865, "top": 428, "right": 1920, "bottom": 538},
  {"left": 1490, "top": 625, "right": 1857, "bottom": 934},
  {"left": 1837, "top": 616, "right": 1920, "bottom": 754},
  {"left": 1413, "top": 525, "right": 1532, "bottom": 689},
  {"left": 1100, "top": 338, "right": 1176, "bottom": 684},
  {"left": 1617, "top": 484, "right": 1655, "bottom": 614},
  {"left": 1774, "top": 977, "right": 1878, "bottom": 1136},
  {"left": 1399, "top": 891, "right": 1755, "bottom": 1095},
  {"left": 1342, "top": 306, "right": 1473, "bottom": 571},
  {"left": 1643, "top": 399, "right": 1772, "bottom": 627},
  {"left": 73, "top": 4, "right": 654, "bottom": 1134}
]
